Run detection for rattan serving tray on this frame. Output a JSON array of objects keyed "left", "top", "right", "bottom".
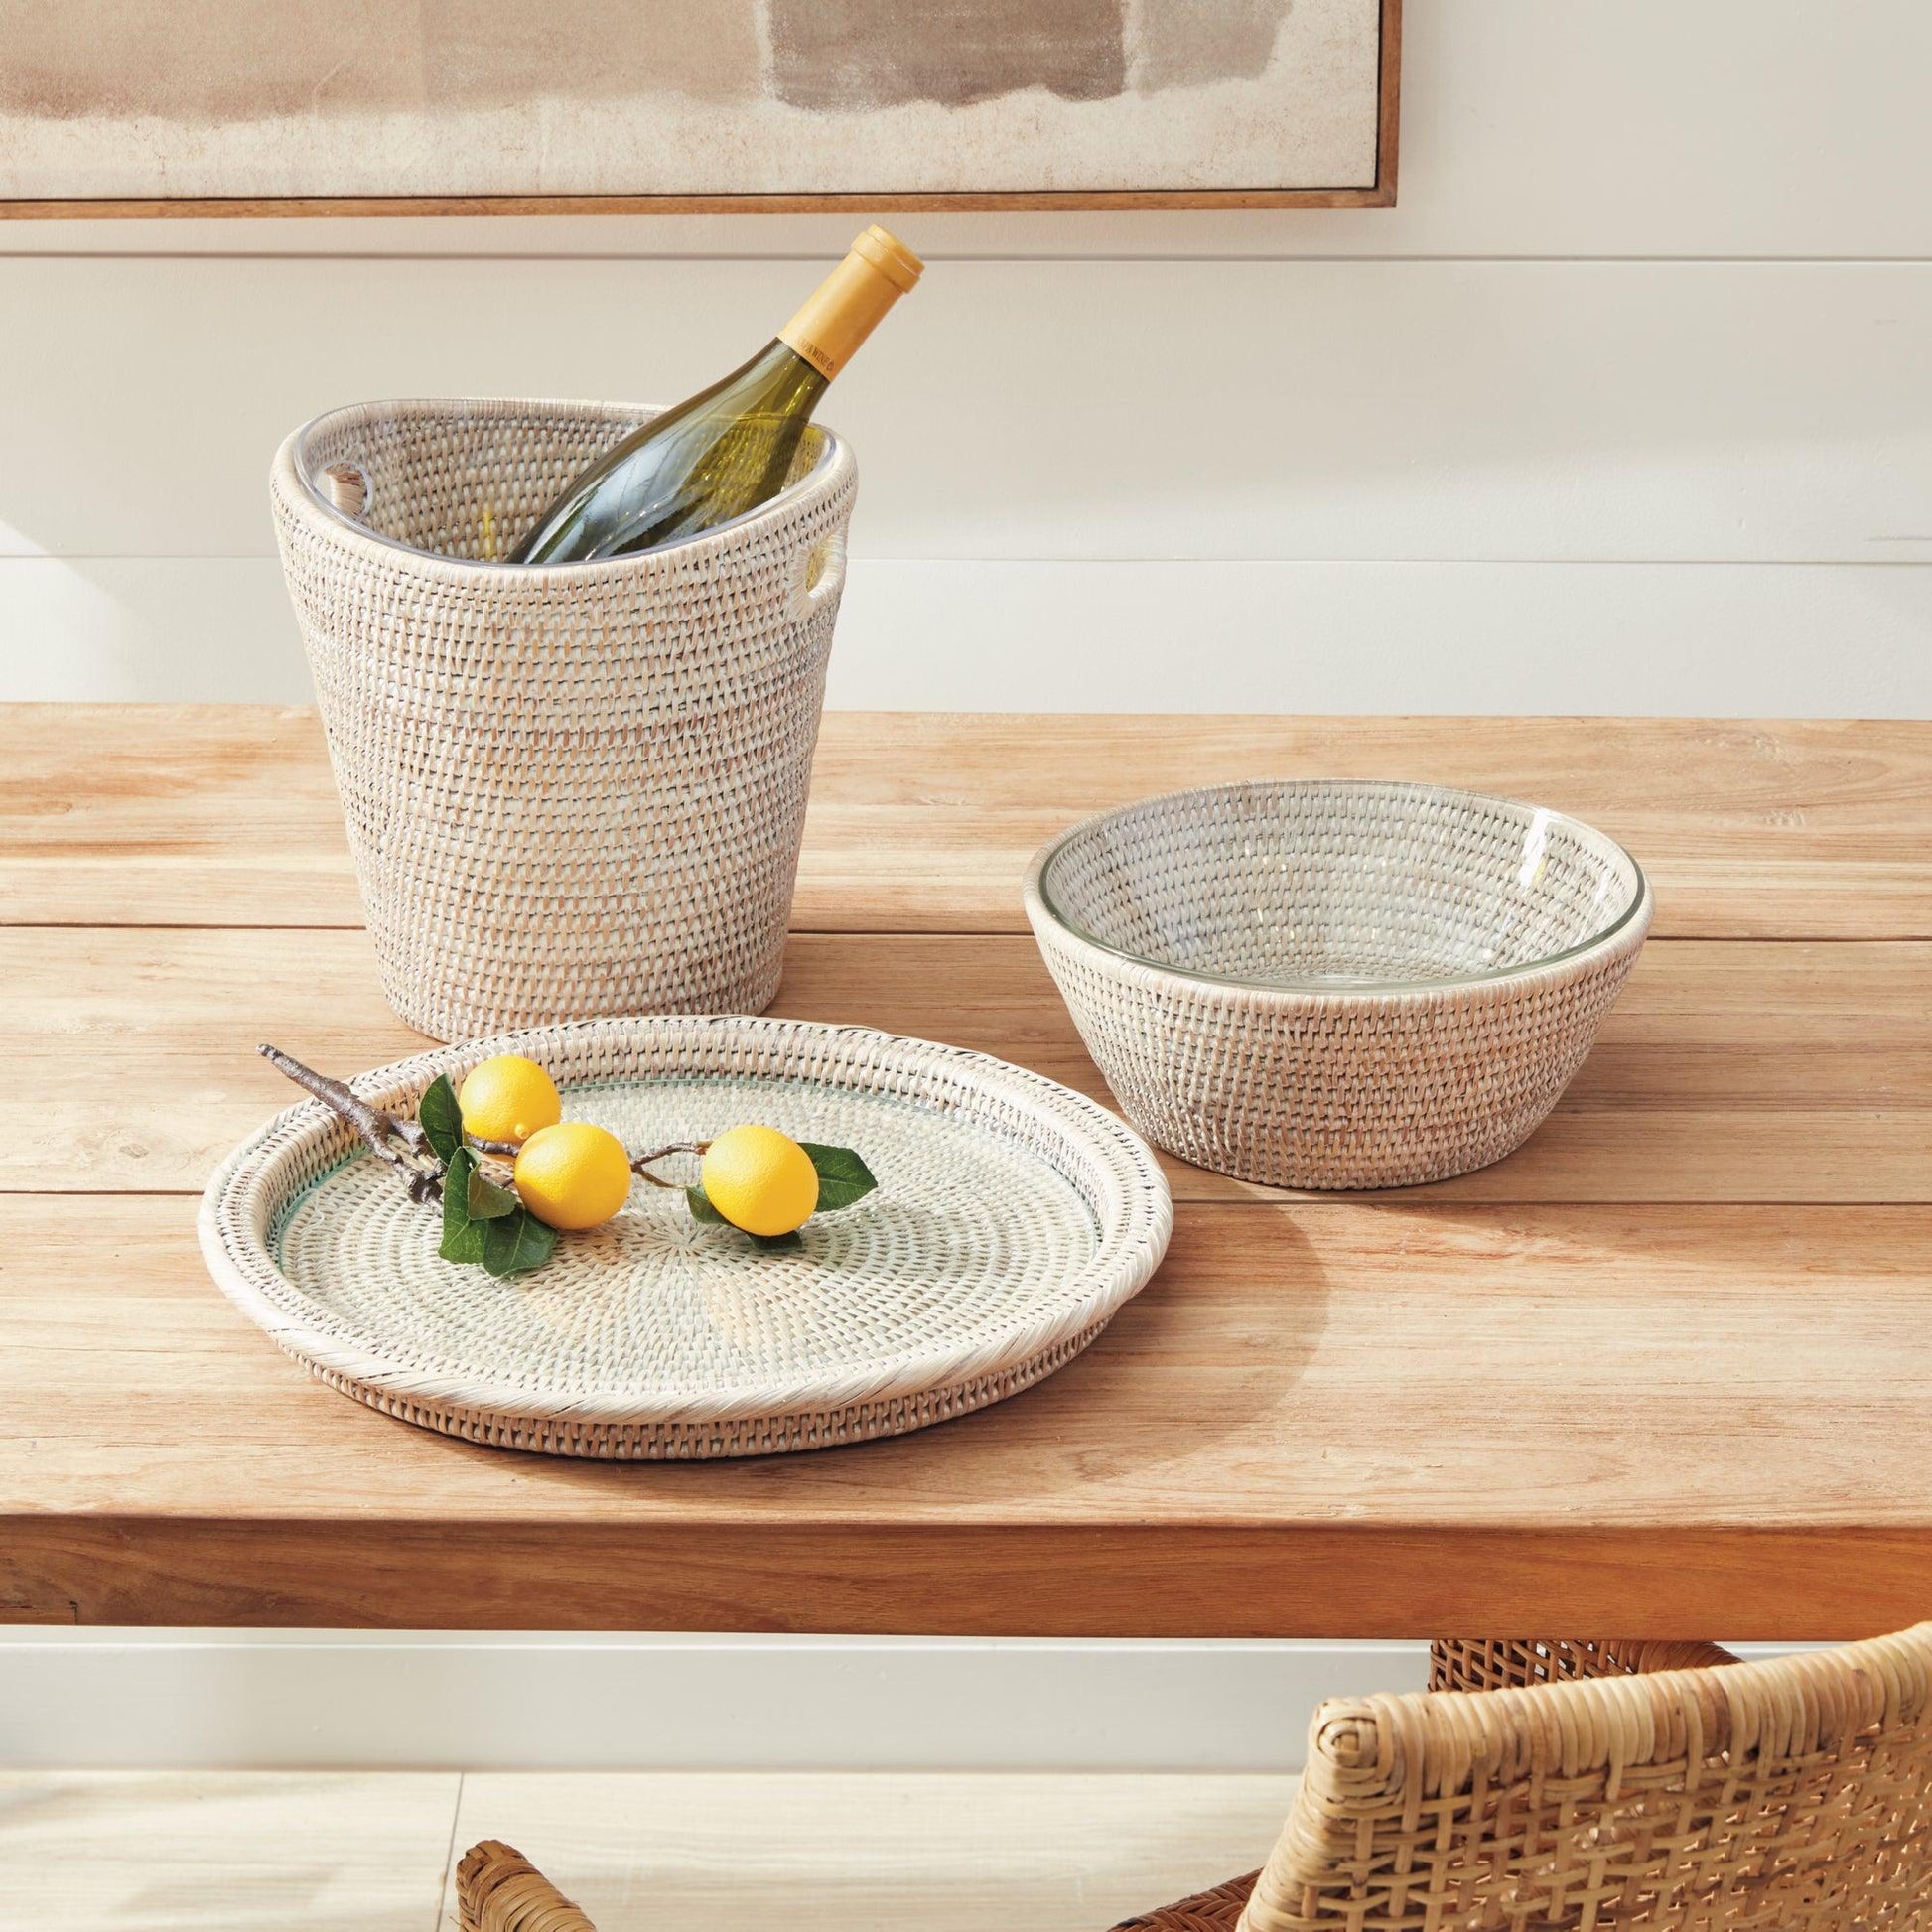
[{"left": 200, "top": 1016, "right": 1173, "bottom": 1458}]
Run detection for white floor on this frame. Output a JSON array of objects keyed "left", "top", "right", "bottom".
[{"left": 3, "top": 1771, "right": 1296, "bottom": 1932}]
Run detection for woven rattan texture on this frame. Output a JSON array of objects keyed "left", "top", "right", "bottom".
[
  {"left": 1238, "top": 1624, "right": 1932, "bottom": 1932},
  {"left": 200, "top": 1015, "right": 1172, "bottom": 1459},
  {"left": 270, "top": 398, "right": 858, "bottom": 1041},
  {"left": 459, "top": 1841, "right": 597, "bottom": 1932},
  {"left": 1430, "top": 1637, "right": 1741, "bottom": 1694},
  {"left": 1026, "top": 782, "right": 1652, "bottom": 1191},
  {"left": 1113, "top": 1872, "right": 1262, "bottom": 1932}
]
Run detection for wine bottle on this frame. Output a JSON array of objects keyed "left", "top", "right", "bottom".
[{"left": 506, "top": 225, "right": 922, "bottom": 565}]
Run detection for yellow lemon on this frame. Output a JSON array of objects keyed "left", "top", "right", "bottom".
[
  {"left": 513, "top": 1121, "right": 632, "bottom": 1231},
  {"left": 459, "top": 1054, "right": 562, "bottom": 1146},
  {"left": 700, "top": 1124, "right": 820, "bottom": 1237}
]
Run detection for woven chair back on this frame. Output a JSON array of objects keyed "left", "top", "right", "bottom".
[{"left": 1240, "top": 1624, "right": 1932, "bottom": 1931}]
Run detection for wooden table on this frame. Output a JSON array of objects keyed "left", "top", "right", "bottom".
[{"left": 4, "top": 707, "right": 1929, "bottom": 1639}]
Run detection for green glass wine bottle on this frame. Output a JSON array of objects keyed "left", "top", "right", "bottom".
[{"left": 505, "top": 226, "right": 922, "bottom": 565}]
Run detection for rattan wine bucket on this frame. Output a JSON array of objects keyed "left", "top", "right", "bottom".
[
  {"left": 271, "top": 398, "right": 858, "bottom": 1040},
  {"left": 1027, "top": 780, "right": 1653, "bottom": 1192}
]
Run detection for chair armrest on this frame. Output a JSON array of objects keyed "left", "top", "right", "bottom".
[
  {"left": 457, "top": 1841, "right": 598, "bottom": 1932},
  {"left": 1430, "top": 1636, "right": 1740, "bottom": 1692}
]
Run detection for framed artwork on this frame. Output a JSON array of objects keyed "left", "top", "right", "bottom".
[{"left": 0, "top": 0, "right": 1398, "bottom": 214}]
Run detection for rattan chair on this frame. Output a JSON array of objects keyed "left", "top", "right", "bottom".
[{"left": 455, "top": 1624, "right": 1932, "bottom": 1932}]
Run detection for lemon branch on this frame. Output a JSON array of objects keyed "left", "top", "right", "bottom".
[
  {"left": 258, "top": 1043, "right": 445, "bottom": 1204},
  {"left": 256, "top": 1050, "right": 873, "bottom": 1271},
  {"left": 261, "top": 1046, "right": 689, "bottom": 1199},
  {"left": 628, "top": 1142, "right": 711, "bottom": 1188},
  {"left": 440, "top": 1131, "right": 529, "bottom": 1195}
]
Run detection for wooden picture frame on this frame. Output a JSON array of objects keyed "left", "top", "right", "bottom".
[{"left": 0, "top": 0, "right": 1398, "bottom": 217}]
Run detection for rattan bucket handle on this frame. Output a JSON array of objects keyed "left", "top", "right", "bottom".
[
  {"left": 796, "top": 523, "right": 848, "bottom": 620},
  {"left": 314, "top": 459, "right": 371, "bottom": 523}
]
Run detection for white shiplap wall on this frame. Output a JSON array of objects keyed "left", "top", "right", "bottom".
[{"left": 1, "top": 0, "right": 1928, "bottom": 712}]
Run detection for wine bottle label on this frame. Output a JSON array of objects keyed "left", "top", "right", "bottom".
[{"left": 779, "top": 225, "right": 923, "bottom": 381}]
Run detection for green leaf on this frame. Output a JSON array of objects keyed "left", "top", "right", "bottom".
[
  {"left": 749, "top": 1228, "right": 804, "bottom": 1252},
  {"left": 467, "top": 1164, "right": 519, "bottom": 1220},
  {"left": 799, "top": 1143, "right": 877, "bottom": 1212},
  {"left": 419, "top": 1074, "right": 464, "bottom": 1162},
  {"left": 483, "top": 1207, "right": 559, "bottom": 1278},
  {"left": 440, "top": 1215, "right": 485, "bottom": 1265},
  {"left": 439, "top": 1147, "right": 484, "bottom": 1264}
]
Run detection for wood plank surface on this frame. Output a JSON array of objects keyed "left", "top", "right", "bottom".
[
  {"left": 440, "top": 1772, "right": 1301, "bottom": 1932},
  {"left": 7, "top": 1194, "right": 1932, "bottom": 1636},
  {"left": 8, "top": 926, "right": 1928, "bottom": 1205},
  {"left": 5, "top": 708, "right": 1930, "bottom": 938},
  {"left": 8, "top": 705, "right": 1932, "bottom": 1639},
  {"left": 0, "top": 1771, "right": 461, "bottom": 1932},
  {"left": 0, "top": 1769, "right": 1292, "bottom": 1932}
]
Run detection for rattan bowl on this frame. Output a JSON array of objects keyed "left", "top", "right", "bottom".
[{"left": 1025, "top": 780, "right": 1652, "bottom": 1191}]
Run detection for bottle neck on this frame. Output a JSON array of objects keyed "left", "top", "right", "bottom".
[
  {"left": 752, "top": 337, "right": 833, "bottom": 413},
  {"left": 777, "top": 246, "right": 913, "bottom": 382}
]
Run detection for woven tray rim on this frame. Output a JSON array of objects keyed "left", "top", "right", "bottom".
[
  {"left": 272, "top": 394, "right": 855, "bottom": 587},
  {"left": 1024, "top": 778, "right": 1655, "bottom": 1007},
  {"left": 199, "top": 1015, "right": 1173, "bottom": 1429}
]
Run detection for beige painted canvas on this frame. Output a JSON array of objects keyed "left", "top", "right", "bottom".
[{"left": 0, "top": 0, "right": 1392, "bottom": 206}]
